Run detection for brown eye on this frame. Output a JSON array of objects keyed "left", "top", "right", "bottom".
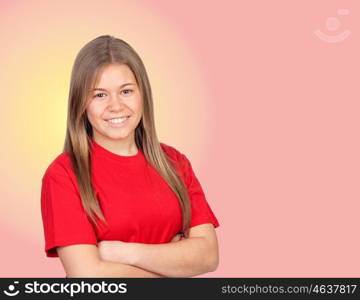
[
  {"left": 121, "top": 89, "right": 133, "bottom": 95},
  {"left": 95, "top": 93, "right": 106, "bottom": 98}
]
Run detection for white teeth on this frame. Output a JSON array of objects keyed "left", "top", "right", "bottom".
[{"left": 107, "top": 117, "right": 128, "bottom": 123}]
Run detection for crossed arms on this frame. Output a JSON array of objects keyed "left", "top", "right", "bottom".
[{"left": 57, "top": 223, "right": 219, "bottom": 278}]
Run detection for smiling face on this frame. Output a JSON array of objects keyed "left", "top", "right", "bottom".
[{"left": 86, "top": 63, "right": 143, "bottom": 150}]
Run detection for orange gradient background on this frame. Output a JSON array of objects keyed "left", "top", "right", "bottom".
[{"left": 0, "top": 0, "right": 359, "bottom": 277}]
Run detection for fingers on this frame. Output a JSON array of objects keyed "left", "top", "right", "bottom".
[{"left": 170, "top": 233, "right": 182, "bottom": 242}]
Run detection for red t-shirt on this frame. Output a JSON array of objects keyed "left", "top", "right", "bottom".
[{"left": 41, "top": 140, "right": 219, "bottom": 257}]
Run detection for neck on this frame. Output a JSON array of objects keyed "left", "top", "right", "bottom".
[{"left": 93, "top": 135, "right": 138, "bottom": 156}]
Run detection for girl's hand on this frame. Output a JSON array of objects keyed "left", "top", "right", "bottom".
[
  {"left": 170, "top": 233, "right": 184, "bottom": 243},
  {"left": 98, "top": 233, "right": 185, "bottom": 265},
  {"left": 98, "top": 240, "right": 118, "bottom": 262},
  {"left": 98, "top": 240, "right": 136, "bottom": 265}
]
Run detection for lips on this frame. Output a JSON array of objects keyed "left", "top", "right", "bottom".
[
  {"left": 104, "top": 115, "right": 131, "bottom": 128},
  {"left": 105, "top": 116, "right": 130, "bottom": 121}
]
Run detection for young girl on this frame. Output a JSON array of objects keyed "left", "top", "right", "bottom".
[{"left": 40, "top": 35, "right": 220, "bottom": 278}]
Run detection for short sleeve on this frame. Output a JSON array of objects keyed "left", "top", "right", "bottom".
[
  {"left": 179, "top": 154, "right": 220, "bottom": 229},
  {"left": 40, "top": 163, "right": 98, "bottom": 258}
]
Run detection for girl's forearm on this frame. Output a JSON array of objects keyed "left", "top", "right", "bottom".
[
  {"left": 129, "top": 237, "right": 217, "bottom": 278},
  {"left": 96, "top": 260, "right": 165, "bottom": 278}
]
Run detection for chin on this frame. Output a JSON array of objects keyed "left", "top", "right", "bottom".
[
  {"left": 94, "top": 126, "right": 135, "bottom": 141},
  {"left": 107, "top": 134, "right": 131, "bottom": 140}
]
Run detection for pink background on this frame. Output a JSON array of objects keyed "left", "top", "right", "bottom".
[{"left": 0, "top": 0, "right": 359, "bottom": 277}]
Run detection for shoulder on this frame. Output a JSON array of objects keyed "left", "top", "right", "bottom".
[
  {"left": 160, "top": 142, "right": 193, "bottom": 176},
  {"left": 42, "top": 152, "right": 74, "bottom": 181},
  {"left": 160, "top": 142, "right": 198, "bottom": 188},
  {"left": 160, "top": 142, "right": 186, "bottom": 162}
]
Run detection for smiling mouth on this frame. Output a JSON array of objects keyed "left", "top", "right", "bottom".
[
  {"left": 105, "top": 116, "right": 130, "bottom": 123},
  {"left": 104, "top": 116, "right": 131, "bottom": 128}
]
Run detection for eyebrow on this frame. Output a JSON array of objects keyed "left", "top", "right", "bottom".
[{"left": 92, "top": 83, "right": 135, "bottom": 91}]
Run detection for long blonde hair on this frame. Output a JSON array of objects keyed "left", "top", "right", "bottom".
[{"left": 63, "top": 35, "right": 191, "bottom": 237}]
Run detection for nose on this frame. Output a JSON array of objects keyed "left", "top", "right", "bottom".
[{"left": 108, "top": 93, "right": 125, "bottom": 111}]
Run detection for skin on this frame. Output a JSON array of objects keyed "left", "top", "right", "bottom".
[
  {"left": 86, "top": 63, "right": 143, "bottom": 156},
  {"left": 80, "top": 63, "right": 219, "bottom": 277},
  {"left": 96, "top": 224, "right": 218, "bottom": 277},
  {"left": 98, "top": 233, "right": 183, "bottom": 264},
  {"left": 86, "top": 63, "right": 185, "bottom": 264}
]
